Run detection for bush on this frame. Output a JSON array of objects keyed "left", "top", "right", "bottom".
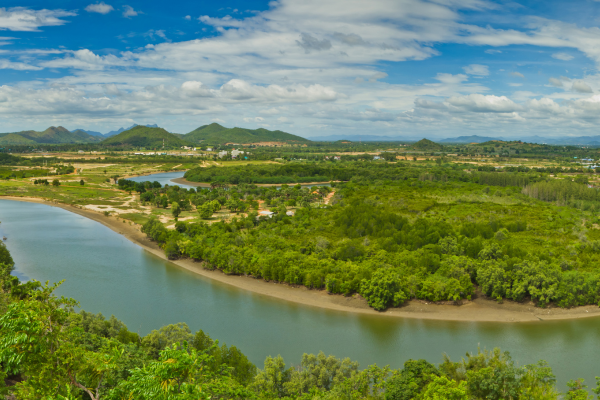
[
  {"left": 359, "top": 268, "right": 406, "bottom": 311},
  {"left": 164, "top": 240, "right": 180, "bottom": 260}
]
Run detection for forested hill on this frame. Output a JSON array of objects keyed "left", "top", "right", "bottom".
[
  {"left": 184, "top": 123, "right": 311, "bottom": 144},
  {"left": 410, "top": 138, "right": 443, "bottom": 151},
  {"left": 102, "top": 125, "right": 190, "bottom": 148},
  {"left": 0, "top": 126, "right": 101, "bottom": 145}
]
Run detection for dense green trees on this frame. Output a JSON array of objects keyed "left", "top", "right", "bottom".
[
  {"left": 0, "top": 244, "right": 600, "bottom": 398},
  {"left": 132, "top": 159, "right": 600, "bottom": 312}
]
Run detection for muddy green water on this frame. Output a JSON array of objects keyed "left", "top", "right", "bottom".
[{"left": 0, "top": 199, "right": 598, "bottom": 390}]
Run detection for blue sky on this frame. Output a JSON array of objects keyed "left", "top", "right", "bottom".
[{"left": 2, "top": 0, "right": 600, "bottom": 139}]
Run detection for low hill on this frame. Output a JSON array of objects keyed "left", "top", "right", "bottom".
[
  {"left": 104, "top": 124, "right": 159, "bottom": 137},
  {"left": 410, "top": 138, "right": 443, "bottom": 151},
  {"left": 0, "top": 133, "right": 37, "bottom": 145},
  {"left": 102, "top": 125, "right": 189, "bottom": 148},
  {"left": 0, "top": 126, "right": 101, "bottom": 145},
  {"left": 439, "top": 135, "right": 502, "bottom": 143},
  {"left": 72, "top": 129, "right": 104, "bottom": 138},
  {"left": 184, "top": 123, "right": 310, "bottom": 144}
]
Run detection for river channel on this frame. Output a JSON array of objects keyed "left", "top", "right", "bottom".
[
  {"left": 0, "top": 186, "right": 599, "bottom": 389},
  {"left": 127, "top": 170, "right": 331, "bottom": 190}
]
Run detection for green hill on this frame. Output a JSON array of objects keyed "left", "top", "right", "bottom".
[
  {"left": 102, "top": 125, "right": 190, "bottom": 148},
  {"left": 410, "top": 138, "right": 443, "bottom": 151},
  {"left": 0, "top": 133, "right": 38, "bottom": 145},
  {"left": 0, "top": 126, "right": 101, "bottom": 145},
  {"left": 184, "top": 123, "right": 310, "bottom": 145}
]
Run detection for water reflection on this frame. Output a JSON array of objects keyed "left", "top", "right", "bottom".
[
  {"left": 128, "top": 171, "right": 332, "bottom": 190},
  {"left": 0, "top": 199, "right": 599, "bottom": 389}
]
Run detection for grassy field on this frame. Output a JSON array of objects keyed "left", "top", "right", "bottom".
[{"left": 0, "top": 158, "right": 283, "bottom": 227}]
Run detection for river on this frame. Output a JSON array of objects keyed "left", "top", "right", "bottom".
[
  {"left": 127, "top": 171, "right": 331, "bottom": 190},
  {"left": 0, "top": 199, "right": 598, "bottom": 390}
]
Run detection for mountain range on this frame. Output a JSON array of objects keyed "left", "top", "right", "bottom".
[
  {"left": 74, "top": 124, "right": 159, "bottom": 138},
  {"left": 0, "top": 126, "right": 102, "bottom": 145},
  {"left": 5, "top": 124, "right": 600, "bottom": 147},
  {"left": 309, "top": 133, "right": 600, "bottom": 146},
  {"left": 439, "top": 135, "right": 600, "bottom": 145},
  {"left": 184, "top": 123, "right": 310, "bottom": 144}
]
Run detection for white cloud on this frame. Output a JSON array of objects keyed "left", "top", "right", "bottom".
[
  {"left": 244, "top": 117, "right": 265, "bottom": 122},
  {"left": 85, "top": 2, "right": 114, "bottom": 15},
  {"left": 296, "top": 33, "right": 332, "bottom": 53},
  {"left": 0, "top": 7, "right": 76, "bottom": 32},
  {"left": 435, "top": 73, "right": 468, "bottom": 84},
  {"left": 446, "top": 94, "right": 520, "bottom": 113},
  {"left": 122, "top": 6, "right": 139, "bottom": 18},
  {"left": 144, "top": 29, "right": 168, "bottom": 41},
  {"left": 552, "top": 52, "right": 574, "bottom": 61},
  {"left": 572, "top": 80, "right": 593, "bottom": 93},
  {"left": 220, "top": 79, "right": 338, "bottom": 102},
  {"left": 41, "top": 49, "right": 131, "bottom": 70},
  {"left": 510, "top": 71, "right": 524, "bottom": 78},
  {"left": 369, "top": 72, "right": 388, "bottom": 82},
  {"left": 259, "top": 108, "right": 280, "bottom": 115},
  {"left": 11, "top": 0, "right": 600, "bottom": 137},
  {"left": 549, "top": 77, "right": 563, "bottom": 87},
  {"left": 463, "top": 64, "right": 489, "bottom": 76},
  {"left": 0, "top": 59, "right": 42, "bottom": 70}
]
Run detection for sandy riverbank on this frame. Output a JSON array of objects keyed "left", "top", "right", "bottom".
[
  {"left": 2, "top": 195, "right": 600, "bottom": 323},
  {"left": 171, "top": 177, "right": 335, "bottom": 188}
]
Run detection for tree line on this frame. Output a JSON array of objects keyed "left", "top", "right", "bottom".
[{"left": 0, "top": 243, "right": 598, "bottom": 399}]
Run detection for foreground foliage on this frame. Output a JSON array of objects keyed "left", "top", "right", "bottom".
[{"left": 0, "top": 245, "right": 599, "bottom": 399}]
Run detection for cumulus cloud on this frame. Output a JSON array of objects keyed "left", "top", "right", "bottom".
[
  {"left": 85, "top": 2, "right": 114, "bottom": 15},
  {"left": 572, "top": 80, "right": 593, "bottom": 93},
  {"left": 446, "top": 94, "right": 520, "bottom": 113},
  {"left": 122, "top": 6, "right": 139, "bottom": 18},
  {"left": 463, "top": 64, "right": 489, "bottom": 76},
  {"left": 220, "top": 79, "right": 337, "bottom": 102},
  {"left": 40, "top": 49, "right": 131, "bottom": 70},
  {"left": 552, "top": 52, "right": 574, "bottom": 61},
  {"left": 11, "top": 0, "right": 600, "bottom": 136},
  {"left": 0, "top": 7, "right": 76, "bottom": 31},
  {"left": 510, "top": 71, "right": 524, "bottom": 78}
]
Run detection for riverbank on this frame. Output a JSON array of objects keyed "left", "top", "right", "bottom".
[
  {"left": 2, "top": 195, "right": 600, "bottom": 323},
  {"left": 171, "top": 177, "right": 335, "bottom": 188}
]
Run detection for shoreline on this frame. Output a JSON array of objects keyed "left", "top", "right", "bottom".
[
  {"left": 2, "top": 195, "right": 600, "bottom": 323},
  {"left": 171, "top": 177, "right": 335, "bottom": 188}
]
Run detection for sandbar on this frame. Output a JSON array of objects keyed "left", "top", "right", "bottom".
[
  {"left": 171, "top": 177, "right": 335, "bottom": 188},
  {"left": 2, "top": 195, "right": 600, "bottom": 323}
]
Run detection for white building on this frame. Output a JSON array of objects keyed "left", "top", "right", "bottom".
[
  {"left": 231, "top": 149, "right": 245, "bottom": 159},
  {"left": 258, "top": 210, "right": 274, "bottom": 218}
]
